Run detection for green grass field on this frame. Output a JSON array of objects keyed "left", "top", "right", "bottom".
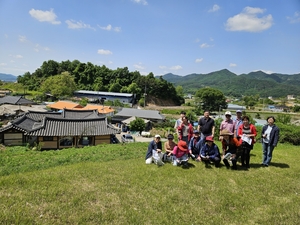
[{"left": 0, "top": 142, "right": 299, "bottom": 224}]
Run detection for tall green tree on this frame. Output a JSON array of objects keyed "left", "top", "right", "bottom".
[
  {"left": 40, "top": 72, "right": 77, "bottom": 98},
  {"left": 195, "top": 87, "right": 227, "bottom": 112},
  {"left": 129, "top": 117, "right": 146, "bottom": 134}
]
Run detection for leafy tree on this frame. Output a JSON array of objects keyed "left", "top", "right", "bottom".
[
  {"left": 194, "top": 87, "right": 227, "bottom": 112},
  {"left": 176, "top": 85, "right": 184, "bottom": 98},
  {"left": 40, "top": 72, "right": 77, "bottom": 98},
  {"left": 79, "top": 98, "right": 88, "bottom": 107},
  {"left": 293, "top": 105, "right": 300, "bottom": 112},
  {"left": 129, "top": 117, "right": 146, "bottom": 134},
  {"left": 276, "top": 114, "right": 291, "bottom": 124}
]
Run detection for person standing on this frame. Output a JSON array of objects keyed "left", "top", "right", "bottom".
[
  {"left": 177, "top": 116, "right": 194, "bottom": 145},
  {"left": 238, "top": 116, "right": 257, "bottom": 168},
  {"left": 219, "top": 111, "right": 235, "bottom": 141},
  {"left": 145, "top": 134, "right": 164, "bottom": 166},
  {"left": 261, "top": 116, "right": 280, "bottom": 167},
  {"left": 234, "top": 110, "right": 243, "bottom": 138},
  {"left": 174, "top": 111, "right": 186, "bottom": 139},
  {"left": 198, "top": 110, "right": 215, "bottom": 149}
]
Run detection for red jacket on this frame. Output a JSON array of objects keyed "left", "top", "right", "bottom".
[
  {"left": 177, "top": 123, "right": 194, "bottom": 141},
  {"left": 237, "top": 124, "right": 257, "bottom": 146}
]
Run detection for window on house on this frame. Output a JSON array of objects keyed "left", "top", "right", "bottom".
[
  {"left": 60, "top": 136, "right": 73, "bottom": 146},
  {"left": 80, "top": 136, "right": 91, "bottom": 146},
  {"left": 43, "top": 136, "right": 53, "bottom": 141}
]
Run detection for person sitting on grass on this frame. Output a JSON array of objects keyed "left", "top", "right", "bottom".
[
  {"left": 188, "top": 130, "right": 202, "bottom": 161},
  {"left": 163, "top": 134, "right": 176, "bottom": 163},
  {"left": 145, "top": 134, "right": 164, "bottom": 166},
  {"left": 200, "top": 136, "right": 221, "bottom": 167},
  {"left": 172, "top": 140, "right": 189, "bottom": 167},
  {"left": 220, "top": 129, "right": 241, "bottom": 170}
]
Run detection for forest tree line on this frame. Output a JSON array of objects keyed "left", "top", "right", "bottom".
[{"left": 16, "top": 60, "right": 184, "bottom": 105}]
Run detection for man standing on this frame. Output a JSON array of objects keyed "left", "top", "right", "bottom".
[
  {"left": 234, "top": 110, "right": 243, "bottom": 138},
  {"left": 174, "top": 111, "right": 186, "bottom": 139},
  {"left": 198, "top": 110, "right": 215, "bottom": 148},
  {"left": 219, "top": 111, "right": 236, "bottom": 140}
]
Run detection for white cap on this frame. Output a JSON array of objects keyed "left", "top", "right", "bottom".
[
  {"left": 155, "top": 134, "right": 161, "bottom": 138},
  {"left": 225, "top": 111, "right": 232, "bottom": 116}
]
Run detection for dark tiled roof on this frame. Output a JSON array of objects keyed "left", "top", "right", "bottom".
[
  {"left": 62, "top": 109, "right": 102, "bottom": 119},
  {"left": 27, "top": 117, "right": 119, "bottom": 136},
  {"left": 114, "top": 108, "right": 165, "bottom": 120},
  {"left": 0, "top": 96, "right": 35, "bottom": 105},
  {"left": 0, "top": 109, "right": 119, "bottom": 137}
]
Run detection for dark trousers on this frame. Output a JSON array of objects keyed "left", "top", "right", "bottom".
[{"left": 241, "top": 145, "right": 252, "bottom": 168}]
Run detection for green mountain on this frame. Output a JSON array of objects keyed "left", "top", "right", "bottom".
[
  {"left": 161, "top": 69, "right": 300, "bottom": 97},
  {"left": 0, "top": 73, "right": 17, "bottom": 82}
]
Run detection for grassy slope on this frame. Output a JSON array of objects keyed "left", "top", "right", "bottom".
[{"left": 0, "top": 142, "right": 299, "bottom": 224}]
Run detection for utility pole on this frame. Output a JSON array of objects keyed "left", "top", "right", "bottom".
[{"left": 144, "top": 85, "right": 146, "bottom": 108}]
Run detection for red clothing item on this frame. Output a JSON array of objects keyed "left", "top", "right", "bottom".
[
  {"left": 172, "top": 146, "right": 188, "bottom": 158},
  {"left": 237, "top": 123, "right": 257, "bottom": 146},
  {"left": 177, "top": 123, "right": 194, "bottom": 141}
]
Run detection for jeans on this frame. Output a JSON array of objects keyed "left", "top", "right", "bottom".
[
  {"left": 173, "top": 154, "right": 188, "bottom": 166},
  {"left": 262, "top": 142, "right": 275, "bottom": 165}
]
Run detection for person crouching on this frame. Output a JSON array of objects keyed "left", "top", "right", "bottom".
[
  {"left": 172, "top": 140, "right": 189, "bottom": 167},
  {"left": 200, "top": 136, "right": 221, "bottom": 167},
  {"left": 220, "top": 129, "right": 241, "bottom": 170}
]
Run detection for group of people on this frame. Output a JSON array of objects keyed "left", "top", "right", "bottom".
[{"left": 145, "top": 110, "right": 280, "bottom": 169}]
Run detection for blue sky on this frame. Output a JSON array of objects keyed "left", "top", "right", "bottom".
[{"left": 0, "top": 0, "right": 300, "bottom": 77}]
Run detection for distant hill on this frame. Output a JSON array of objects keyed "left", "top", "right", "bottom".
[
  {"left": 160, "top": 69, "right": 300, "bottom": 98},
  {"left": 0, "top": 73, "right": 17, "bottom": 82}
]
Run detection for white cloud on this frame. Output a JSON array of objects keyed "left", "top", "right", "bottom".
[
  {"left": 195, "top": 58, "right": 203, "bottom": 63},
  {"left": 287, "top": 11, "right": 300, "bottom": 23},
  {"left": 254, "top": 69, "right": 273, "bottom": 74},
  {"left": 97, "top": 49, "right": 112, "bottom": 55},
  {"left": 34, "top": 44, "right": 50, "bottom": 52},
  {"left": 159, "top": 66, "right": 167, "bottom": 69},
  {"left": 200, "top": 43, "right": 211, "bottom": 48},
  {"left": 98, "top": 24, "right": 121, "bottom": 32},
  {"left": 8, "top": 55, "right": 23, "bottom": 59},
  {"left": 170, "top": 65, "right": 182, "bottom": 70},
  {"left": 229, "top": 63, "right": 237, "bottom": 67},
  {"left": 133, "top": 63, "right": 145, "bottom": 70},
  {"left": 0, "top": 63, "right": 7, "bottom": 66},
  {"left": 131, "top": 0, "right": 148, "bottom": 5},
  {"left": 29, "top": 8, "right": 61, "bottom": 25},
  {"left": 225, "top": 6, "right": 273, "bottom": 32},
  {"left": 65, "top": 20, "right": 95, "bottom": 30},
  {"left": 208, "top": 4, "right": 220, "bottom": 12},
  {"left": 19, "top": 35, "right": 27, "bottom": 42}
]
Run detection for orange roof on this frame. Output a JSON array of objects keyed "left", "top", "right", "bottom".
[
  {"left": 47, "top": 101, "right": 83, "bottom": 110},
  {"left": 82, "top": 104, "right": 115, "bottom": 114}
]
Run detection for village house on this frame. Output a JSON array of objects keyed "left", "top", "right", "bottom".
[{"left": 0, "top": 109, "right": 120, "bottom": 149}]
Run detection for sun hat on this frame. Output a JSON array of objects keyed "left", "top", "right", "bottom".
[
  {"left": 225, "top": 111, "right": 232, "bottom": 116},
  {"left": 236, "top": 110, "right": 242, "bottom": 113},
  {"left": 205, "top": 136, "right": 214, "bottom": 142},
  {"left": 154, "top": 134, "right": 161, "bottom": 138},
  {"left": 220, "top": 129, "right": 234, "bottom": 136},
  {"left": 177, "top": 140, "right": 188, "bottom": 151},
  {"left": 167, "top": 134, "right": 174, "bottom": 139}
]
